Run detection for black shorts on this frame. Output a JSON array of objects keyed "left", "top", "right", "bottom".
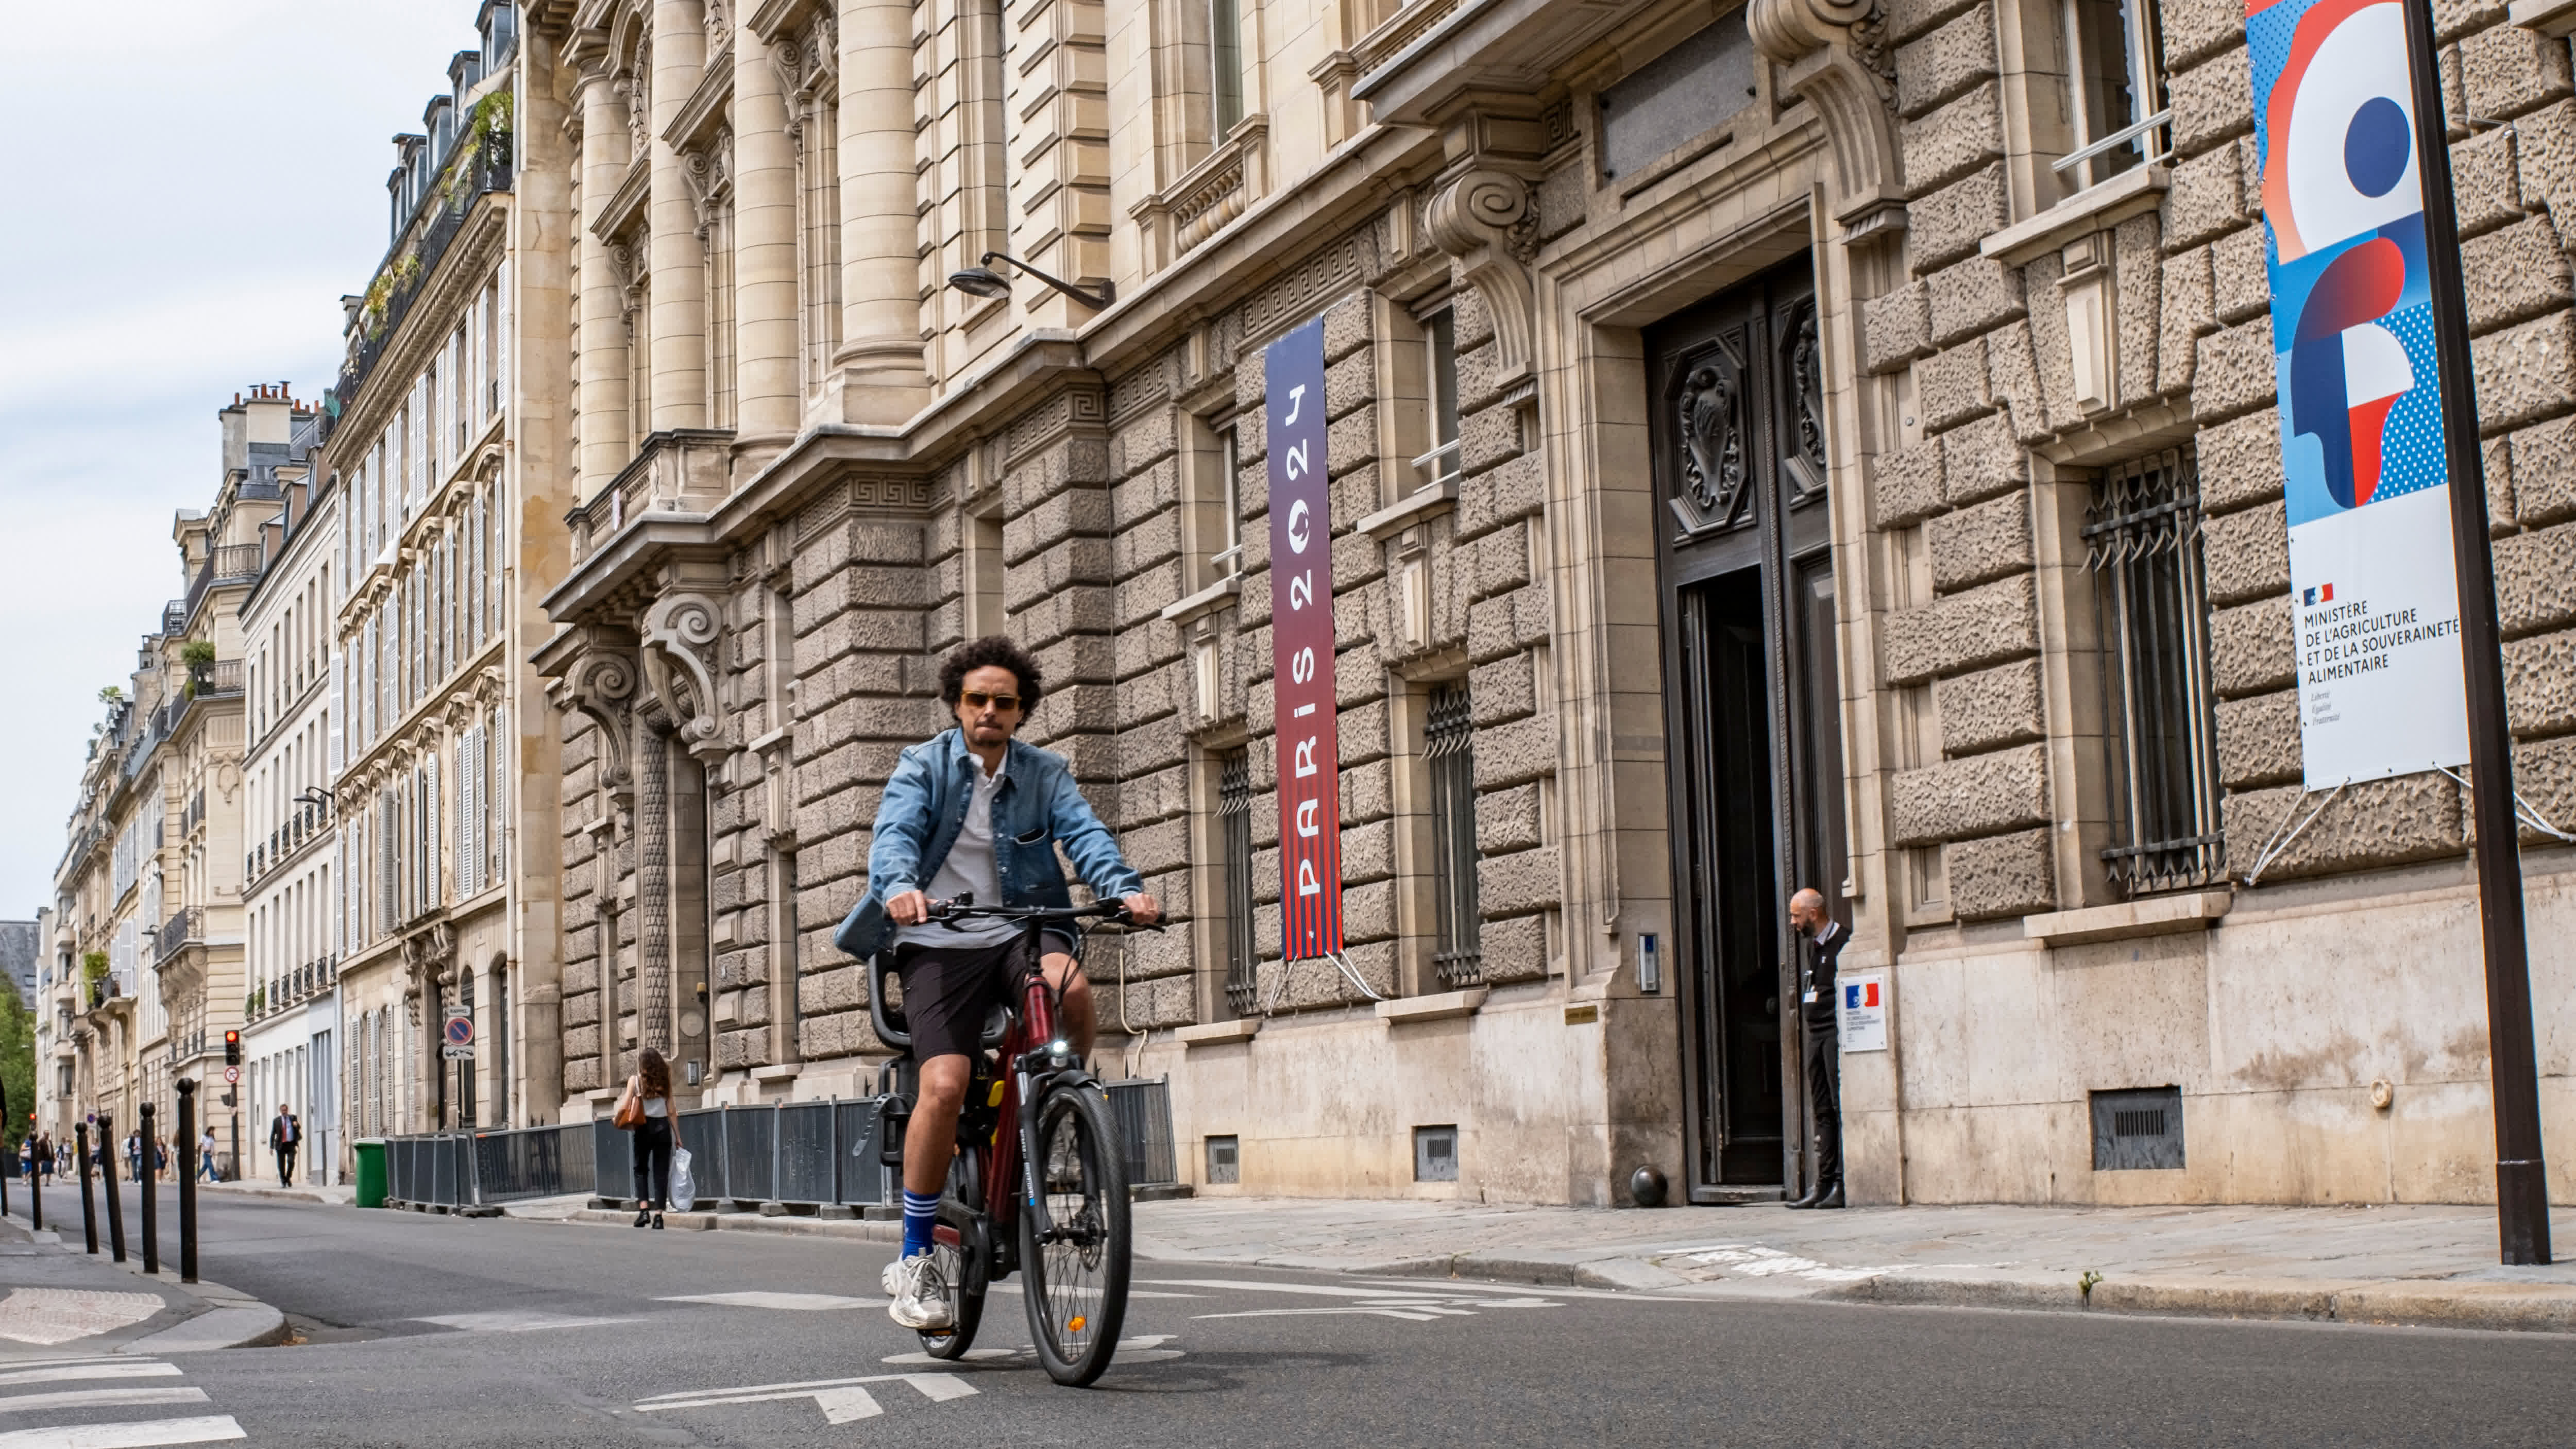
[{"left": 891, "top": 933, "right": 1073, "bottom": 1062}]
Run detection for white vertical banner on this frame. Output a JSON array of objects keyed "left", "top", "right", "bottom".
[{"left": 2247, "top": 0, "right": 2472, "bottom": 786}]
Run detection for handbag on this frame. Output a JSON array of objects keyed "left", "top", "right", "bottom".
[{"left": 613, "top": 1082, "right": 646, "bottom": 1131}]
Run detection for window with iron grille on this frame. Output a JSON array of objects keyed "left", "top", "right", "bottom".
[
  {"left": 2083, "top": 447, "right": 2223, "bottom": 895},
  {"left": 1219, "top": 750, "right": 1258, "bottom": 1017},
  {"left": 1426, "top": 685, "right": 1482, "bottom": 985}
]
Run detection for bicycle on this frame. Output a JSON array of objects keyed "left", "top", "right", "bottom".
[{"left": 869, "top": 897, "right": 1150, "bottom": 1386}]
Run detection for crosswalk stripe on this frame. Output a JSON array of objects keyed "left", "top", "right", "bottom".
[
  {"left": 0, "top": 1369, "right": 180, "bottom": 1391},
  {"left": 0, "top": 1415, "right": 245, "bottom": 1449},
  {"left": 0, "top": 1391, "right": 207, "bottom": 1417}
]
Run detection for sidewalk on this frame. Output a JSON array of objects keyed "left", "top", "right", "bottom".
[
  {"left": 0, "top": 1212, "right": 286, "bottom": 1357},
  {"left": 1130, "top": 1195, "right": 2576, "bottom": 1333},
  {"left": 201, "top": 1179, "right": 353, "bottom": 1207}
]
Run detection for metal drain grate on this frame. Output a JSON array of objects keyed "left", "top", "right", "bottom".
[{"left": 2091, "top": 1087, "right": 2185, "bottom": 1170}]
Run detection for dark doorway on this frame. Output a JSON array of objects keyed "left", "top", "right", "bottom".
[{"left": 1650, "top": 255, "right": 1846, "bottom": 1200}]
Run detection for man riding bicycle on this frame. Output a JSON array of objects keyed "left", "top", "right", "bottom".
[{"left": 833, "top": 635, "right": 1160, "bottom": 1329}]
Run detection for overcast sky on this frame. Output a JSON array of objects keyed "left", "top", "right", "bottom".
[{"left": 0, "top": 2, "right": 482, "bottom": 925}]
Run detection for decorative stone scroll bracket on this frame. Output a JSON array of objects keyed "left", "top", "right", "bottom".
[
  {"left": 1748, "top": 0, "right": 1905, "bottom": 239},
  {"left": 642, "top": 592, "right": 730, "bottom": 762},
  {"left": 1426, "top": 168, "right": 1539, "bottom": 387},
  {"left": 552, "top": 632, "right": 641, "bottom": 809}
]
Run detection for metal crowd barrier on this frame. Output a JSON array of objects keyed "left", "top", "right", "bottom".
[{"left": 379, "top": 1078, "right": 1177, "bottom": 1209}]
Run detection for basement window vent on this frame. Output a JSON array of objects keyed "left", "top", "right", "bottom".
[
  {"left": 1205, "top": 1135, "right": 1240, "bottom": 1185},
  {"left": 1414, "top": 1125, "right": 1460, "bottom": 1183},
  {"left": 2091, "top": 1087, "right": 2185, "bottom": 1171}
]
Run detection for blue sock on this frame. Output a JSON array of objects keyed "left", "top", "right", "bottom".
[{"left": 901, "top": 1190, "right": 940, "bottom": 1259}]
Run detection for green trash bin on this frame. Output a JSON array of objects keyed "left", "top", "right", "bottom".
[{"left": 354, "top": 1138, "right": 387, "bottom": 1208}]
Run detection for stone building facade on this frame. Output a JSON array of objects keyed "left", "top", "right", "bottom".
[
  {"left": 323, "top": 0, "right": 572, "bottom": 1160},
  {"left": 240, "top": 464, "right": 345, "bottom": 1182},
  {"left": 49, "top": 389, "right": 312, "bottom": 1157},
  {"left": 273, "top": 0, "right": 2576, "bottom": 1206}
]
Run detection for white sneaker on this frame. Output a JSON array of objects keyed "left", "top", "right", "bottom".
[
  {"left": 879, "top": 1257, "right": 905, "bottom": 1298},
  {"left": 888, "top": 1253, "right": 954, "bottom": 1330}
]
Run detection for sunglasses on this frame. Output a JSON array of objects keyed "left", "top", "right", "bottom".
[{"left": 959, "top": 690, "right": 1023, "bottom": 714}]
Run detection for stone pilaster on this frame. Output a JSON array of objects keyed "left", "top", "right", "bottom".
[
  {"left": 650, "top": 0, "right": 710, "bottom": 432},
  {"left": 832, "top": 0, "right": 931, "bottom": 424},
  {"left": 733, "top": 23, "right": 803, "bottom": 464}
]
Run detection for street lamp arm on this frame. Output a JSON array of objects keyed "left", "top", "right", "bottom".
[{"left": 979, "top": 252, "right": 1115, "bottom": 310}]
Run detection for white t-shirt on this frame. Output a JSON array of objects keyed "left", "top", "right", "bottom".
[{"left": 895, "top": 757, "right": 1022, "bottom": 950}]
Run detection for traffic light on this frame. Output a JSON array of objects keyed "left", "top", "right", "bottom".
[{"left": 223, "top": 1031, "right": 241, "bottom": 1066}]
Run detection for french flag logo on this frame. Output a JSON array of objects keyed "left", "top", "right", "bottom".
[
  {"left": 2303, "top": 582, "right": 2336, "bottom": 605},
  {"left": 1843, "top": 982, "right": 1879, "bottom": 1010}
]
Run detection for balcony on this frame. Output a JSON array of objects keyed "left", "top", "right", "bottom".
[
  {"left": 183, "top": 545, "right": 264, "bottom": 621},
  {"left": 245, "top": 956, "right": 338, "bottom": 1024},
  {"left": 151, "top": 906, "right": 202, "bottom": 965},
  {"left": 245, "top": 797, "right": 328, "bottom": 887}
]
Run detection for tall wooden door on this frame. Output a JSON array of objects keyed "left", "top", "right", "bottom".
[{"left": 1649, "top": 257, "right": 1846, "bottom": 1200}]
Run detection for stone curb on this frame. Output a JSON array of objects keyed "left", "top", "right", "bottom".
[
  {"left": 538, "top": 1206, "right": 905, "bottom": 1243},
  {"left": 1385, "top": 1252, "right": 2576, "bottom": 1334},
  {"left": 58, "top": 1252, "right": 290, "bottom": 1353},
  {"left": 201, "top": 1184, "right": 345, "bottom": 1206}
]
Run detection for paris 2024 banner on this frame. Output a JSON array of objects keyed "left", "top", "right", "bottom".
[{"left": 2249, "top": 0, "right": 2473, "bottom": 787}]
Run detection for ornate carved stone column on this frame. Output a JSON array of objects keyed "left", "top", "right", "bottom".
[{"left": 633, "top": 708, "right": 675, "bottom": 1055}]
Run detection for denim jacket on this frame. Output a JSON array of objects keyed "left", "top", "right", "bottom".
[{"left": 833, "top": 728, "right": 1144, "bottom": 961}]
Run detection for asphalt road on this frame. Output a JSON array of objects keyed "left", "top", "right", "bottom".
[{"left": 7, "top": 1187, "right": 2576, "bottom": 1447}]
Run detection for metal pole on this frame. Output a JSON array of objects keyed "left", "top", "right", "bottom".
[
  {"left": 2402, "top": 0, "right": 2553, "bottom": 1267},
  {"left": 98, "top": 1113, "right": 125, "bottom": 1263},
  {"left": 138, "top": 1103, "right": 158, "bottom": 1276},
  {"left": 73, "top": 1122, "right": 97, "bottom": 1254},
  {"left": 228, "top": 1103, "right": 240, "bottom": 1187},
  {"left": 27, "top": 1129, "right": 40, "bottom": 1235},
  {"left": 175, "top": 1081, "right": 197, "bottom": 1284}
]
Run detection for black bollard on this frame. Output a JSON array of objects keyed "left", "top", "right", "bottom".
[
  {"left": 175, "top": 1082, "right": 197, "bottom": 1284},
  {"left": 73, "top": 1123, "right": 96, "bottom": 1255},
  {"left": 138, "top": 1104, "right": 158, "bottom": 1276},
  {"left": 27, "top": 1134, "right": 40, "bottom": 1235},
  {"left": 98, "top": 1113, "right": 125, "bottom": 1264}
]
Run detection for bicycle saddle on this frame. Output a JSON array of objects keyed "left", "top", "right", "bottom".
[{"left": 868, "top": 957, "right": 1012, "bottom": 1056}]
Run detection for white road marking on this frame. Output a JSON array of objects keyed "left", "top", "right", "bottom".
[
  {"left": 659, "top": 1292, "right": 875, "bottom": 1311},
  {"left": 1662, "top": 1244, "right": 1929, "bottom": 1284},
  {"left": 0, "top": 1293, "right": 166, "bottom": 1349},
  {"left": 1195, "top": 1307, "right": 1447, "bottom": 1323},
  {"left": 637, "top": 1373, "right": 975, "bottom": 1426},
  {"left": 879, "top": 1334, "right": 1187, "bottom": 1367},
  {"left": 977, "top": 1282, "right": 1204, "bottom": 1300},
  {"left": 414, "top": 1311, "right": 638, "bottom": 1334},
  {"left": 0, "top": 1368, "right": 181, "bottom": 1391},
  {"left": 0, "top": 1390, "right": 207, "bottom": 1416},
  {"left": 0, "top": 1416, "right": 245, "bottom": 1448},
  {"left": 1146, "top": 1279, "right": 1481, "bottom": 1299}
]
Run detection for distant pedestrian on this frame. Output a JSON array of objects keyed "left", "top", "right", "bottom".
[
  {"left": 198, "top": 1131, "right": 218, "bottom": 1183},
  {"left": 617, "top": 1050, "right": 676, "bottom": 1230},
  {"left": 269, "top": 1105, "right": 300, "bottom": 1187},
  {"left": 123, "top": 1132, "right": 138, "bottom": 1183}
]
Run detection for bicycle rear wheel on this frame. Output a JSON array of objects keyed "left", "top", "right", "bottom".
[
  {"left": 1017, "top": 1082, "right": 1131, "bottom": 1386},
  {"left": 917, "top": 1151, "right": 989, "bottom": 1358}
]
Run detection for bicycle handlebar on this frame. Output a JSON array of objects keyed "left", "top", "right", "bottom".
[{"left": 922, "top": 894, "right": 1147, "bottom": 926}]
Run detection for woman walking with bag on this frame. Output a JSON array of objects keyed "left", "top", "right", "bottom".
[{"left": 617, "top": 1049, "right": 676, "bottom": 1229}]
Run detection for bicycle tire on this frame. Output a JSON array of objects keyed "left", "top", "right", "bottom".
[
  {"left": 1018, "top": 1081, "right": 1131, "bottom": 1387},
  {"left": 917, "top": 1149, "right": 989, "bottom": 1358}
]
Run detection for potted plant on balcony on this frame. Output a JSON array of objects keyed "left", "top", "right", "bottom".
[
  {"left": 80, "top": 951, "right": 109, "bottom": 1006},
  {"left": 179, "top": 639, "right": 215, "bottom": 699}
]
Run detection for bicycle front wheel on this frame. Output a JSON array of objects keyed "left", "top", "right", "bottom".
[{"left": 1017, "top": 1082, "right": 1131, "bottom": 1386}]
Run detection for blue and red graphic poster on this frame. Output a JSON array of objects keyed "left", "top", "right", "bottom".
[
  {"left": 1266, "top": 317, "right": 1344, "bottom": 959},
  {"left": 2249, "top": 0, "right": 2470, "bottom": 786}
]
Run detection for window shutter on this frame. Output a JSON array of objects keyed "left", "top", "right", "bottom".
[{"left": 424, "top": 755, "right": 441, "bottom": 906}]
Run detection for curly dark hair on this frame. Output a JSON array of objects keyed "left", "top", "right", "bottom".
[{"left": 939, "top": 635, "right": 1044, "bottom": 710}]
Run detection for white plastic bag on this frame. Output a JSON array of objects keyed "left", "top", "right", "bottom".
[{"left": 668, "top": 1146, "right": 696, "bottom": 1212}]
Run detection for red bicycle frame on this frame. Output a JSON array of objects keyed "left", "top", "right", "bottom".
[{"left": 936, "top": 963, "right": 1059, "bottom": 1255}]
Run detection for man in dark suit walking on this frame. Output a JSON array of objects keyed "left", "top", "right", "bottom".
[
  {"left": 1786, "top": 887, "right": 1848, "bottom": 1209},
  {"left": 269, "top": 1104, "right": 300, "bottom": 1187}
]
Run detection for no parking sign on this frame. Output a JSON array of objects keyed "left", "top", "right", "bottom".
[{"left": 442, "top": 1007, "right": 476, "bottom": 1061}]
